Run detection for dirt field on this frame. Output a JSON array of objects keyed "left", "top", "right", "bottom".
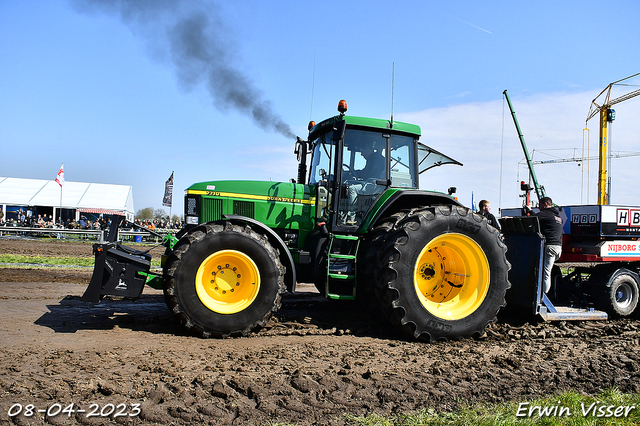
[{"left": 0, "top": 238, "right": 639, "bottom": 425}]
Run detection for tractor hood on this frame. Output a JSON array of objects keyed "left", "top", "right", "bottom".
[{"left": 185, "top": 180, "right": 315, "bottom": 205}]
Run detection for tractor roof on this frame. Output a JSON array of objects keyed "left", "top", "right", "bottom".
[{"left": 308, "top": 115, "right": 421, "bottom": 140}]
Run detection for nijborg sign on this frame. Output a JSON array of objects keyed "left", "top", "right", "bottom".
[{"left": 601, "top": 241, "right": 640, "bottom": 257}]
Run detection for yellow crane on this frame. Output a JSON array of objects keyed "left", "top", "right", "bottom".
[{"left": 586, "top": 72, "right": 640, "bottom": 205}]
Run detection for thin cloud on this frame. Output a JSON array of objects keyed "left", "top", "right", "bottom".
[
  {"left": 447, "top": 91, "right": 473, "bottom": 99},
  {"left": 456, "top": 18, "right": 492, "bottom": 34}
]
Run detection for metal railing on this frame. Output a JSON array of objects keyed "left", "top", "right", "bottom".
[{"left": 0, "top": 226, "right": 174, "bottom": 243}]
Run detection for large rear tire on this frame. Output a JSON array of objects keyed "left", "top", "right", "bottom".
[
  {"left": 357, "top": 211, "right": 405, "bottom": 311},
  {"left": 163, "top": 221, "right": 285, "bottom": 337},
  {"left": 375, "top": 205, "right": 510, "bottom": 341}
]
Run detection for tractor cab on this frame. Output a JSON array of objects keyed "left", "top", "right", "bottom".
[{"left": 299, "top": 100, "right": 461, "bottom": 230}]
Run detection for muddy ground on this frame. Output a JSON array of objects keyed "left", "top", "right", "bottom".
[{"left": 0, "top": 237, "right": 639, "bottom": 425}]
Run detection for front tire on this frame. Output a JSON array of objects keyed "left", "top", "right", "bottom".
[
  {"left": 375, "top": 205, "right": 510, "bottom": 341},
  {"left": 164, "top": 221, "right": 285, "bottom": 337}
]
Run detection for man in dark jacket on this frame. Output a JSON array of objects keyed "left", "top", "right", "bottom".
[
  {"left": 478, "top": 199, "right": 501, "bottom": 231},
  {"left": 527, "top": 197, "right": 563, "bottom": 293}
]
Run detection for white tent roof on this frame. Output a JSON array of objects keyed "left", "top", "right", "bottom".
[{"left": 0, "top": 177, "right": 134, "bottom": 216}]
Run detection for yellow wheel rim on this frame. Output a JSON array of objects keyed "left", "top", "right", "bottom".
[
  {"left": 413, "top": 233, "right": 489, "bottom": 320},
  {"left": 195, "top": 250, "right": 260, "bottom": 314}
]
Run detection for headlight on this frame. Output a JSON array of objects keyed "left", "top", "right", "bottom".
[
  {"left": 186, "top": 196, "right": 198, "bottom": 215},
  {"left": 184, "top": 195, "right": 200, "bottom": 226}
]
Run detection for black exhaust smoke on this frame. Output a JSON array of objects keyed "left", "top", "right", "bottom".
[{"left": 70, "top": 0, "right": 295, "bottom": 138}]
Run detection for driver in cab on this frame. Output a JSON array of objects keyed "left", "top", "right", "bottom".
[
  {"left": 345, "top": 142, "right": 386, "bottom": 224},
  {"left": 354, "top": 144, "right": 385, "bottom": 180}
]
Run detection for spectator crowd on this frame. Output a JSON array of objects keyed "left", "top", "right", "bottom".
[{"left": 133, "top": 218, "right": 184, "bottom": 231}]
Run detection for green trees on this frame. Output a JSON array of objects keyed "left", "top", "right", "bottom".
[
  {"left": 135, "top": 207, "right": 154, "bottom": 220},
  {"left": 135, "top": 207, "right": 182, "bottom": 223}
]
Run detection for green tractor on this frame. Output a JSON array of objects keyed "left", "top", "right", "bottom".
[{"left": 83, "top": 100, "right": 511, "bottom": 341}]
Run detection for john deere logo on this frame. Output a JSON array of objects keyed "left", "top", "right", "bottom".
[{"left": 115, "top": 280, "right": 128, "bottom": 291}]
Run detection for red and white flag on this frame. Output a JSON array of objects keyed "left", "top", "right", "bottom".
[{"left": 55, "top": 164, "right": 64, "bottom": 187}]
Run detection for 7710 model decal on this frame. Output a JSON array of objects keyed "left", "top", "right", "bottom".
[{"left": 187, "top": 189, "right": 315, "bottom": 205}]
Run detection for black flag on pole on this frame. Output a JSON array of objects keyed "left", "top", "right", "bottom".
[{"left": 162, "top": 172, "right": 174, "bottom": 207}]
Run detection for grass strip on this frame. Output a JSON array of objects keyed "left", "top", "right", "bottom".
[
  {"left": 0, "top": 254, "right": 94, "bottom": 267},
  {"left": 0, "top": 254, "right": 160, "bottom": 267},
  {"left": 335, "top": 388, "right": 640, "bottom": 426}
]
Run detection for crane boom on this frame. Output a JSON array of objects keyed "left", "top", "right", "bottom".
[
  {"left": 503, "top": 89, "right": 546, "bottom": 204},
  {"left": 586, "top": 72, "right": 640, "bottom": 122},
  {"left": 522, "top": 150, "right": 640, "bottom": 165}
]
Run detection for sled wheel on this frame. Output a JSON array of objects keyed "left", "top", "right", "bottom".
[
  {"left": 596, "top": 271, "right": 639, "bottom": 317},
  {"left": 164, "top": 221, "right": 285, "bottom": 337},
  {"left": 376, "top": 205, "right": 510, "bottom": 341}
]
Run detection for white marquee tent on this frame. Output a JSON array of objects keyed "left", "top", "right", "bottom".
[{"left": 0, "top": 177, "right": 134, "bottom": 222}]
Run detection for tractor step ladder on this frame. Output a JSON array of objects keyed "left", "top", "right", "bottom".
[{"left": 326, "top": 234, "right": 360, "bottom": 300}]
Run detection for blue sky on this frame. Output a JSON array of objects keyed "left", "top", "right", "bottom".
[{"left": 1, "top": 0, "right": 639, "bottom": 216}]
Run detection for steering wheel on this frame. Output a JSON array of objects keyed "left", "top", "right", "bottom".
[{"left": 342, "top": 163, "right": 358, "bottom": 180}]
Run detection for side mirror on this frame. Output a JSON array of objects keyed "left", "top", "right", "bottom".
[
  {"left": 294, "top": 137, "right": 306, "bottom": 162},
  {"left": 295, "top": 137, "right": 308, "bottom": 184},
  {"left": 447, "top": 187, "right": 457, "bottom": 195}
]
